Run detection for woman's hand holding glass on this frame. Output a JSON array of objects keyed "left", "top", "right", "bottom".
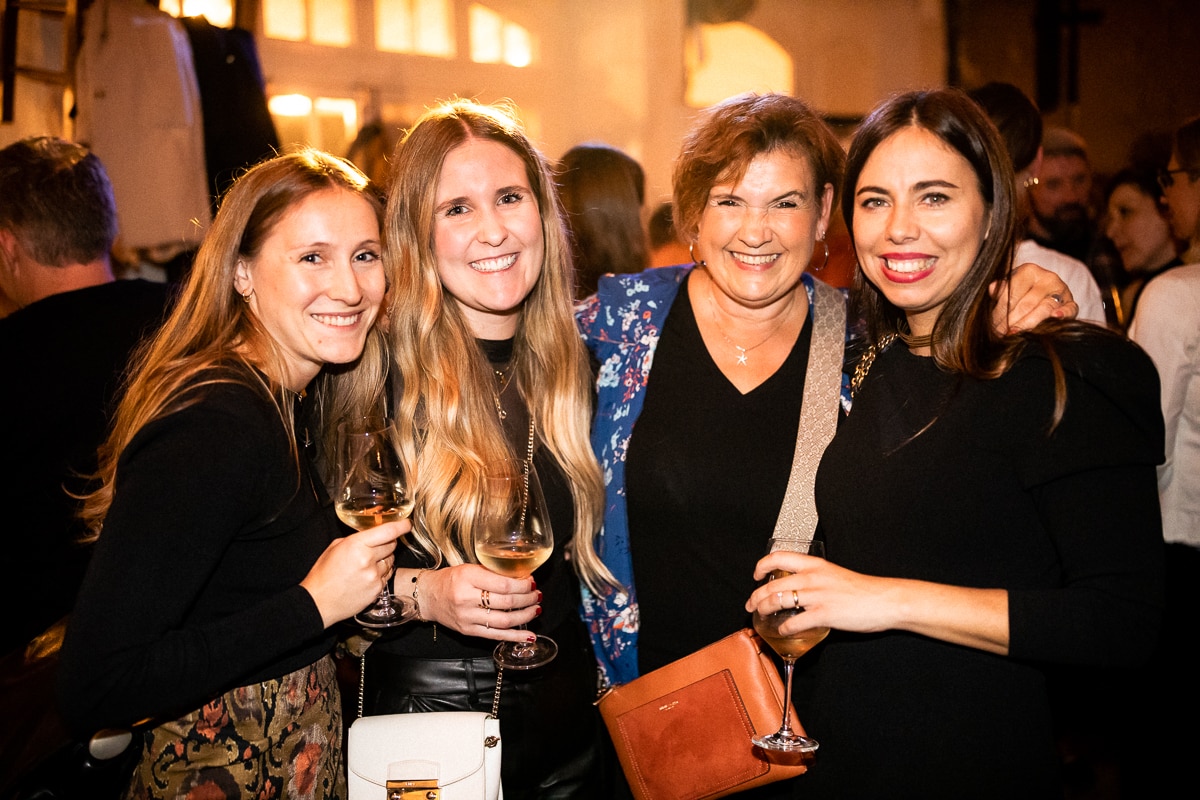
[
  {"left": 301, "top": 519, "right": 408, "bottom": 629},
  {"left": 746, "top": 538, "right": 829, "bottom": 752},
  {"left": 404, "top": 563, "right": 541, "bottom": 639},
  {"left": 473, "top": 459, "right": 557, "bottom": 669}
]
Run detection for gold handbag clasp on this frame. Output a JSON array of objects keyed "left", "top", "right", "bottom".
[{"left": 386, "top": 778, "right": 439, "bottom": 799}]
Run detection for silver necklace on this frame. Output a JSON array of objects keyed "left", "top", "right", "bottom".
[{"left": 705, "top": 280, "right": 790, "bottom": 366}]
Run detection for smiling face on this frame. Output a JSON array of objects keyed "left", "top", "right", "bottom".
[
  {"left": 234, "top": 187, "right": 385, "bottom": 390},
  {"left": 1104, "top": 183, "right": 1177, "bottom": 273},
  {"left": 695, "top": 149, "right": 832, "bottom": 310},
  {"left": 852, "top": 125, "right": 989, "bottom": 337},
  {"left": 433, "top": 137, "right": 544, "bottom": 339}
]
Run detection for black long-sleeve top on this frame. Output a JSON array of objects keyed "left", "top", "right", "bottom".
[
  {"left": 56, "top": 368, "right": 340, "bottom": 736},
  {"left": 798, "top": 334, "right": 1166, "bottom": 798}
]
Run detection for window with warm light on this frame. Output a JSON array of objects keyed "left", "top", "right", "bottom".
[
  {"left": 263, "top": 0, "right": 353, "bottom": 47},
  {"left": 158, "top": 0, "right": 234, "bottom": 28},
  {"left": 685, "top": 22, "right": 792, "bottom": 108},
  {"left": 377, "top": 0, "right": 455, "bottom": 57},
  {"left": 469, "top": 4, "right": 532, "bottom": 67},
  {"left": 269, "top": 94, "right": 359, "bottom": 158}
]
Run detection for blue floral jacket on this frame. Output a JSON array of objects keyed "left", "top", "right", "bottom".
[{"left": 575, "top": 265, "right": 849, "bottom": 686}]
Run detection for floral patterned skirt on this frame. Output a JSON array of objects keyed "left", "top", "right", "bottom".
[{"left": 125, "top": 655, "right": 345, "bottom": 800}]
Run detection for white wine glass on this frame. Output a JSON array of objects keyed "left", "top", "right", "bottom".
[
  {"left": 473, "top": 458, "right": 556, "bottom": 669},
  {"left": 751, "top": 537, "right": 829, "bottom": 753},
  {"left": 336, "top": 418, "right": 417, "bottom": 630}
]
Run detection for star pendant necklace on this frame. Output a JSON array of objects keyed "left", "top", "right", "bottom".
[{"left": 705, "top": 278, "right": 791, "bottom": 367}]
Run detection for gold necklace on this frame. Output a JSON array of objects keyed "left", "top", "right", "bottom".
[
  {"left": 492, "top": 365, "right": 512, "bottom": 420},
  {"left": 705, "top": 279, "right": 790, "bottom": 366}
]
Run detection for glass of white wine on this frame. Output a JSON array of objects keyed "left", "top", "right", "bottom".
[
  {"left": 336, "top": 418, "right": 417, "bottom": 630},
  {"left": 473, "top": 458, "right": 555, "bottom": 669},
  {"left": 751, "top": 537, "right": 829, "bottom": 753}
]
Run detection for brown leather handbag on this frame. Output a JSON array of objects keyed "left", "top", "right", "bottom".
[{"left": 596, "top": 628, "right": 808, "bottom": 800}]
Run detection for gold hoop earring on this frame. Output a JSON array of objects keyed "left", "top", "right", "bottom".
[
  {"left": 241, "top": 289, "right": 254, "bottom": 303},
  {"left": 688, "top": 242, "right": 706, "bottom": 268}
]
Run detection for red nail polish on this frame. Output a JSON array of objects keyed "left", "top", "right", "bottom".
[
  {"left": 529, "top": 578, "right": 537, "bottom": 591},
  {"left": 527, "top": 634, "right": 537, "bottom": 643},
  {"left": 537, "top": 591, "right": 543, "bottom": 603},
  {"left": 535, "top": 606, "right": 542, "bottom": 616}
]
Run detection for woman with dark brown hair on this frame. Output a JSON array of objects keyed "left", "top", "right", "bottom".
[{"left": 748, "top": 88, "right": 1164, "bottom": 798}]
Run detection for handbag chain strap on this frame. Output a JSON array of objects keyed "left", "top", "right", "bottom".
[
  {"left": 770, "top": 278, "right": 846, "bottom": 543},
  {"left": 357, "top": 654, "right": 503, "bottom": 719}
]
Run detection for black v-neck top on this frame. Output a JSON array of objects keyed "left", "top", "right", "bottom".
[{"left": 625, "top": 276, "right": 814, "bottom": 674}]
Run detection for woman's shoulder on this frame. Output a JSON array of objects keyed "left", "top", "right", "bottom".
[
  {"left": 1017, "top": 325, "right": 1158, "bottom": 391},
  {"left": 1011, "top": 327, "right": 1164, "bottom": 461}
]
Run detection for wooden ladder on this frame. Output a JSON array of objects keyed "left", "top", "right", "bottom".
[{"left": 0, "top": 0, "right": 80, "bottom": 123}]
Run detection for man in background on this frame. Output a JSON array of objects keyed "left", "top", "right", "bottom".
[
  {"left": 1027, "top": 126, "right": 1101, "bottom": 264},
  {"left": 0, "top": 136, "right": 173, "bottom": 657}
]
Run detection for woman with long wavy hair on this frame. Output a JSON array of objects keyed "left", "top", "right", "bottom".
[
  {"left": 363, "top": 99, "right": 617, "bottom": 799},
  {"left": 57, "top": 149, "right": 404, "bottom": 799}
]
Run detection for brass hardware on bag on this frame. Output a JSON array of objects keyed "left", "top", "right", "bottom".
[
  {"left": 386, "top": 778, "right": 439, "bottom": 799},
  {"left": 484, "top": 735, "right": 500, "bottom": 748}
]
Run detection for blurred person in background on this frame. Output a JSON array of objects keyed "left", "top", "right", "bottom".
[
  {"left": 648, "top": 200, "right": 692, "bottom": 268},
  {"left": 556, "top": 142, "right": 649, "bottom": 299},
  {"left": 1103, "top": 166, "right": 1183, "bottom": 329},
  {"left": 968, "top": 82, "right": 1107, "bottom": 325},
  {"left": 0, "top": 136, "right": 172, "bottom": 658},
  {"left": 1027, "top": 126, "right": 1101, "bottom": 264},
  {"left": 1159, "top": 114, "right": 1200, "bottom": 265}
]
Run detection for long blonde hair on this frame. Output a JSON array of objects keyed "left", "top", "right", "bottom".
[
  {"left": 385, "top": 98, "right": 614, "bottom": 593},
  {"left": 80, "top": 149, "right": 388, "bottom": 539}
]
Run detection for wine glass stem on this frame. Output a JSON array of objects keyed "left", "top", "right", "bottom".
[{"left": 777, "top": 657, "right": 797, "bottom": 736}]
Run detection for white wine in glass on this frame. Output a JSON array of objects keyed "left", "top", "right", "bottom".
[
  {"left": 752, "top": 538, "right": 829, "bottom": 753},
  {"left": 336, "top": 419, "right": 417, "bottom": 630},
  {"left": 474, "top": 458, "right": 555, "bottom": 669}
]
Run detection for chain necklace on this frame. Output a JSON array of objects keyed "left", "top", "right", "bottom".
[
  {"left": 705, "top": 279, "right": 791, "bottom": 366},
  {"left": 492, "top": 365, "right": 512, "bottom": 420}
]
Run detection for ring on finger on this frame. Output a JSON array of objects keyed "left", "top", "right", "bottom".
[
  {"left": 791, "top": 589, "right": 800, "bottom": 609},
  {"left": 1049, "top": 292, "right": 1065, "bottom": 305},
  {"left": 480, "top": 589, "right": 491, "bottom": 610}
]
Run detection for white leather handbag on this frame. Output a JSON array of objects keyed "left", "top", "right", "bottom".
[
  {"left": 346, "top": 647, "right": 504, "bottom": 800},
  {"left": 347, "top": 711, "right": 502, "bottom": 800}
]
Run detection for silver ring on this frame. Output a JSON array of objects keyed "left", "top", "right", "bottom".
[
  {"left": 776, "top": 591, "right": 783, "bottom": 606},
  {"left": 1049, "top": 292, "right": 1065, "bottom": 305},
  {"left": 485, "top": 619, "right": 490, "bottom": 630}
]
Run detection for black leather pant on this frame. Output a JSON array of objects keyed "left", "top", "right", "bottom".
[{"left": 365, "top": 627, "right": 608, "bottom": 800}]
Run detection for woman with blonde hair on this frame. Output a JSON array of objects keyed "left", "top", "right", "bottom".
[
  {"left": 57, "top": 149, "right": 403, "bottom": 799},
  {"left": 365, "top": 99, "right": 615, "bottom": 798}
]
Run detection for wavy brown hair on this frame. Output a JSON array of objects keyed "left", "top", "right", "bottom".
[
  {"left": 80, "top": 149, "right": 388, "bottom": 539},
  {"left": 384, "top": 99, "right": 614, "bottom": 593}
]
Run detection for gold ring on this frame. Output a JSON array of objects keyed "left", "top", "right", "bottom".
[
  {"left": 485, "top": 619, "right": 490, "bottom": 630},
  {"left": 480, "top": 589, "right": 491, "bottom": 610},
  {"left": 791, "top": 590, "right": 800, "bottom": 609}
]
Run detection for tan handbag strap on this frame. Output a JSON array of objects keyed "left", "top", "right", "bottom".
[
  {"left": 357, "top": 654, "right": 503, "bottom": 719},
  {"left": 771, "top": 278, "right": 846, "bottom": 542}
]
